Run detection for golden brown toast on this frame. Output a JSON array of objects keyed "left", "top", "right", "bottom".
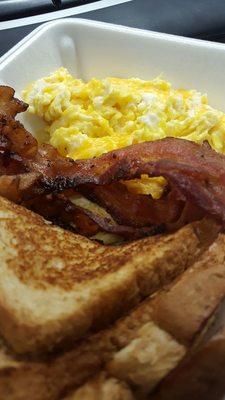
[
  {"left": 0, "top": 196, "right": 215, "bottom": 356},
  {"left": 0, "top": 232, "right": 225, "bottom": 400}
]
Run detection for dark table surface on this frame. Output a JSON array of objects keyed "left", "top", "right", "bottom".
[{"left": 1, "top": 0, "right": 225, "bottom": 58}]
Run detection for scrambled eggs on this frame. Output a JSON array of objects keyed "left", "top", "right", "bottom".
[{"left": 23, "top": 67, "right": 225, "bottom": 199}]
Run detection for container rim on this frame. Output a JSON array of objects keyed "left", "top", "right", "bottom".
[{"left": 1, "top": 17, "right": 225, "bottom": 69}]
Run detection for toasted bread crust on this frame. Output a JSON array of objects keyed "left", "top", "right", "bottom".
[
  {"left": 0, "top": 197, "right": 213, "bottom": 289},
  {"left": 150, "top": 234, "right": 225, "bottom": 346},
  {"left": 0, "top": 196, "right": 216, "bottom": 355},
  {"left": 0, "top": 232, "right": 224, "bottom": 400}
]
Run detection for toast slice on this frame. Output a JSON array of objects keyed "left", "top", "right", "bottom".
[
  {"left": 151, "top": 326, "right": 225, "bottom": 400},
  {"left": 105, "top": 235, "right": 225, "bottom": 396},
  {"left": 0, "top": 196, "right": 215, "bottom": 355},
  {"left": 0, "top": 232, "right": 225, "bottom": 400}
]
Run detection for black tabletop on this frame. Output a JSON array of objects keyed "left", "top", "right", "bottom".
[
  {"left": 1, "top": 0, "right": 225, "bottom": 58},
  {"left": 0, "top": 0, "right": 100, "bottom": 22}
]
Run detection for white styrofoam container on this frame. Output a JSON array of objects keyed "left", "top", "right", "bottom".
[{"left": 1, "top": 18, "right": 225, "bottom": 132}]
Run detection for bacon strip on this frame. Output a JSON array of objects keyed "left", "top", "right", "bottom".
[
  {"left": 0, "top": 121, "right": 223, "bottom": 226},
  {"left": 0, "top": 117, "right": 37, "bottom": 158},
  {"left": 0, "top": 166, "right": 162, "bottom": 239},
  {"left": 0, "top": 172, "right": 45, "bottom": 202},
  {"left": 23, "top": 193, "right": 160, "bottom": 240},
  {"left": 26, "top": 138, "right": 224, "bottom": 182},
  {"left": 22, "top": 139, "right": 224, "bottom": 226},
  {"left": 0, "top": 86, "right": 224, "bottom": 232},
  {"left": 0, "top": 86, "right": 28, "bottom": 119},
  {"left": 79, "top": 182, "right": 185, "bottom": 227}
]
